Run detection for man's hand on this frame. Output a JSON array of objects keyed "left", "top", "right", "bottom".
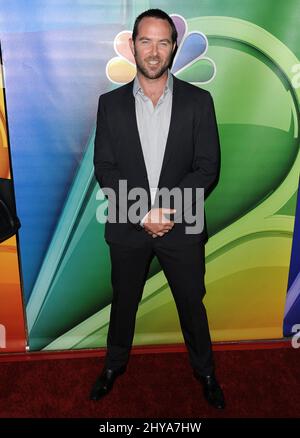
[{"left": 143, "top": 208, "right": 176, "bottom": 238}]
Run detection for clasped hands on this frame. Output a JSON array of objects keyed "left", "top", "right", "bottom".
[{"left": 142, "top": 208, "right": 176, "bottom": 238}]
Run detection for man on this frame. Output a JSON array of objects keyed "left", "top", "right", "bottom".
[{"left": 91, "top": 9, "right": 225, "bottom": 409}]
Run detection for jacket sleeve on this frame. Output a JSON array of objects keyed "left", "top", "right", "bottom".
[
  {"left": 93, "top": 95, "right": 142, "bottom": 230},
  {"left": 176, "top": 91, "right": 220, "bottom": 212}
]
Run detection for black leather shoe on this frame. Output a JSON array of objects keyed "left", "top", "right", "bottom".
[
  {"left": 194, "top": 371, "right": 225, "bottom": 409},
  {"left": 90, "top": 365, "right": 126, "bottom": 401}
]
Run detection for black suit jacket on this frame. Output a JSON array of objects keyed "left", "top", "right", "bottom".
[{"left": 94, "top": 74, "right": 220, "bottom": 247}]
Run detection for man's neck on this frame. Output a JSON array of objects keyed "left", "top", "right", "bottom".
[{"left": 137, "top": 71, "right": 168, "bottom": 99}]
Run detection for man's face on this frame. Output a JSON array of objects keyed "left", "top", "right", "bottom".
[{"left": 130, "top": 17, "right": 176, "bottom": 80}]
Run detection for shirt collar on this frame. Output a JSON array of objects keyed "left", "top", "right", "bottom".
[{"left": 133, "top": 69, "right": 173, "bottom": 97}]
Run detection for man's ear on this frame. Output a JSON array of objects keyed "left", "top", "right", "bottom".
[{"left": 129, "top": 38, "right": 135, "bottom": 57}]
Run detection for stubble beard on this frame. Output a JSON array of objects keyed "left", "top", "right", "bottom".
[{"left": 134, "top": 52, "right": 172, "bottom": 80}]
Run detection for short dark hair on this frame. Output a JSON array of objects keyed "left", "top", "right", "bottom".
[{"left": 132, "top": 9, "right": 178, "bottom": 45}]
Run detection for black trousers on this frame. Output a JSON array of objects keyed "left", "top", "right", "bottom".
[{"left": 105, "top": 239, "right": 214, "bottom": 376}]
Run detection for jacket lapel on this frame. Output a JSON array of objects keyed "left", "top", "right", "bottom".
[
  {"left": 123, "top": 74, "right": 181, "bottom": 197},
  {"left": 123, "top": 81, "right": 151, "bottom": 196},
  {"left": 157, "top": 75, "right": 181, "bottom": 188}
]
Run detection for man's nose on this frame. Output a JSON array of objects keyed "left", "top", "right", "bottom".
[{"left": 150, "top": 43, "right": 158, "bottom": 56}]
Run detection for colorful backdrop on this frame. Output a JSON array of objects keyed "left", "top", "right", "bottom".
[
  {"left": 0, "top": 50, "right": 26, "bottom": 352},
  {"left": 0, "top": 0, "right": 299, "bottom": 353}
]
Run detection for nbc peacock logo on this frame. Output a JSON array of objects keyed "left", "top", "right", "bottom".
[{"left": 106, "top": 14, "right": 216, "bottom": 85}]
